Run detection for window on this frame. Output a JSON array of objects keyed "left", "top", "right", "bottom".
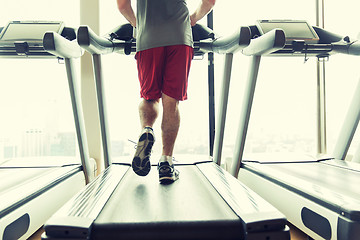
[
  {"left": 0, "top": 0, "right": 80, "bottom": 162},
  {"left": 325, "top": 0, "right": 360, "bottom": 159},
  {"left": 215, "top": 0, "right": 318, "bottom": 164},
  {"left": 100, "top": 2, "right": 210, "bottom": 160},
  {"left": 96, "top": 1, "right": 359, "bottom": 165}
]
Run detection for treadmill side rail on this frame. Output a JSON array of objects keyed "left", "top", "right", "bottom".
[
  {"left": 196, "top": 162, "right": 289, "bottom": 236},
  {"left": 43, "top": 217, "right": 93, "bottom": 239},
  {"left": 44, "top": 165, "right": 129, "bottom": 239}
]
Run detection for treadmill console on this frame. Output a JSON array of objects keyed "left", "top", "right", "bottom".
[
  {"left": 256, "top": 20, "right": 319, "bottom": 44},
  {"left": 0, "top": 21, "right": 64, "bottom": 57}
]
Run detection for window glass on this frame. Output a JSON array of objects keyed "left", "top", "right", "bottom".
[
  {"left": 214, "top": 0, "right": 318, "bottom": 163},
  {"left": 99, "top": 2, "right": 139, "bottom": 158},
  {"left": 0, "top": 0, "right": 80, "bottom": 163},
  {"left": 325, "top": 0, "right": 360, "bottom": 160},
  {"left": 100, "top": 1, "right": 210, "bottom": 160},
  {"left": 101, "top": 1, "right": 348, "bottom": 165}
]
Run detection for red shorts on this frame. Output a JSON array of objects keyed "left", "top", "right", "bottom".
[{"left": 135, "top": 45, "right": 194, "bottom": 101}]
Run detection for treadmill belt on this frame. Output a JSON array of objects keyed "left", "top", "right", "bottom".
[
  {"left": 43, "top": 163, "right": 290, "bottom": 240},
  {"left": 92, "top": 165, "right": 244, "bottom": 240}
]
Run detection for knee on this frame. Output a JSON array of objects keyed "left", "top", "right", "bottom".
[
  {"left": 141, "top": 98, "right": 160, "bottom": 106},
  {"left": 162, "top": 93, "right": 179, "bottom": 107}
]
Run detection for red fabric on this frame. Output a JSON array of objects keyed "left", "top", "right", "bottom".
[{"left": 135, "top": 45, "right": 194, "bottom": 101}]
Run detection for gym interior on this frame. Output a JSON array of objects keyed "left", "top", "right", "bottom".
[{"left": 1, "top": 0, "right": 360, "bottom": 239}]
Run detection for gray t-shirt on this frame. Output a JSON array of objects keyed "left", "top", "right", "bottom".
[{"left": 136, "top": 0, "right": 193, "bottom": 52}]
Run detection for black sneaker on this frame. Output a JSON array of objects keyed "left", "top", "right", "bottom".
[
  {"left": 158, "top": 161, "right": 179, "bottom": 184},
  {"left": 132, "top": 127, "right": 155, "bottom": 176}
]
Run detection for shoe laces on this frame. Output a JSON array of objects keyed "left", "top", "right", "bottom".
[
  {"left": 128, "top": 138, "right": 154, "bottom": 156},
  {"left": 128, "top": 139, "right": 138, "bottom": 149}
]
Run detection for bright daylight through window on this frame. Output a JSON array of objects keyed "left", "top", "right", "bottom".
[
  {"left": 0, "top": 1, "right": 80, "bottom": 163},
  {"left": 0, "top": 0, "right": 359, "bottom": 164}
]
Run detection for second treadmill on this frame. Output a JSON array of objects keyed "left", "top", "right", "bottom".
[{"left": 214, "top": 20, "right": 360, "bottom": 240}]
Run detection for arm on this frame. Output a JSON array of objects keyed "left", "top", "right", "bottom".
[
  {"left": 190, "top": 0, "right": 216, "bottom": 26},
  {"left": 117, "top": 0, "right": 136, "bottom": 27}
]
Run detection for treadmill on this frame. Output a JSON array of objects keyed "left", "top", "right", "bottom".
[
  {"left": 41, "top": 24, "right": 290, "bottom": 240},
  {"left": 213, "top": 19, "right": 360, "bottom": 240},
  {"left": 0, "top": 21, "right": 94, "bottom": 240}
]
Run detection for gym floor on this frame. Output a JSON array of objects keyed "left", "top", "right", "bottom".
[
  {"left": 288, "top": 223, "right": 309, "bottom": 240},
  {"left": 28, "top": 223, "right": 309, "bottom": 240}
]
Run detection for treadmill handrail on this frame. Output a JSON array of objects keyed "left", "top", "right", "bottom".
[
  {"left": 242, "top": 28, "right": 286, "bottom": 56},
  {"left": 341, "top": 40, "right": 360, "bottom": 56},
  {"left": 200, "top": 26, "right": 251, "bottom": 54},
  {"left": 77, "top": 26, "right": 126, "bottom": 55},
  {"left": 43, "top": 31, "right": 84, "bottom": 59},
  {"left": 77, "top": 24, "right": 251, "bottom": 55}
]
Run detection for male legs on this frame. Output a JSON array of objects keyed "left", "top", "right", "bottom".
[
  {"left": 132, "top": 94, "right": 180, "bottom": 181},
  {"left": 133, "top": 45, "right": 193, "bottom": 182}
]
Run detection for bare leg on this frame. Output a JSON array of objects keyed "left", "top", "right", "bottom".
[
  {"left": 139, "top": 98, "right": 160, "bottom": 128},
  {"left": 132, "top": 98, "right": 159, "bottom": 176},
  {"left": 161, "top": 93, "right": 180, "bottom": 156}
]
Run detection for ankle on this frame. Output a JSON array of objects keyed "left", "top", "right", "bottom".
[
  {"left": 142, "top": 126, "right": 154, "bottom": 135},
  {"left": 159, "top": 155, "right": 173, "bottom": 165}
]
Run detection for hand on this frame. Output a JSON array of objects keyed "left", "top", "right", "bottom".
[{"left": 190, "top": 15, "right": 197, "bottom": 27}]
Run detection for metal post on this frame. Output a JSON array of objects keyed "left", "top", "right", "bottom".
[
  {"left": 92, "top": 54, "right": 112, "bottom": 168},
  {"left": 316, "top": 0, "right": 327, "bottom": 155},
  {"left": 214, "top": 53, "right": 233, "bottom": 165},
  {"left": 231, "top": 56, "right": 261, "bottom": 178},
  {"left": 351, "top": 136, "right": 360, "bottom": 163},
  {"left": 80, "top": 0, "right": 103, "bottom": 174},
  {"left": 65, "top": 58, "right": 93, "bottom": 184},
  {"left": 333, "top": 79, "right": 360, "bottom": 160},
  {"left": 207, "top": 11, "right": 215, "bottom": 157},
  {"left": 316, "top": 60, "right": 327, "bottom": 155}
]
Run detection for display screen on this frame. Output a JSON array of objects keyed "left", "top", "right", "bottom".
[
  {"left": 0, "top": 22, "right": 63, "bottom": 41},
  {"left": 257, "top": 20, "right": 319, "bottom": 43}
]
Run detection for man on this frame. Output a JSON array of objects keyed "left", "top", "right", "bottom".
[{"left": 117, "top": 0, "right": 216, "bottom": 184}]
